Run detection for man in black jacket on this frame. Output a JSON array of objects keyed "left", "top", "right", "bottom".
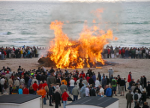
[
  {"left": 53, "top": 89, "right": 61, "bottom": 108},
  {"left": 36, "top": 72, "right": 41, "bottom": 85},
  {"left": 90, "top": 87, "right": 96, "bottom": 96},
  {"left": 146, "top": 81, "right": 150, "bottom": 98},
  {"left": 98, "top": 72, "right": 101, "bottom": 82},
  {"left": 89, "top": 76, "right": 94, "bottom": 86},
  {"left": 120, "top": 78, "right": 125, "bottom": 96},
  {"left": 49, "top": 84, "right": 53, "bottom": 106},
  {"left": 143, "top": 102, "right": 149, "bottom": 108},
  {"left": 117, "top": 75, "right": 121, "bottom": 94}
]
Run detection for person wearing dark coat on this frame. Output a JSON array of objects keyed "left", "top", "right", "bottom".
[
  {"left": 50, "top": 67, "right": 55, "bottom": 73},
  {"left": 40, "top": 73, "right": 46, "bottom": 83},
  {"left": 89, "top": 76, "right": 95, "bottom": 86},
  {"left": 143, "top": 76, "right": 147, "bottom": 88},
  {"left": 134, "top": 102, "right": 141, "bottom": 108},
  {"left": 102, "top": 76, "right": 107, "bottom": 88},
  {"left": 126, "top": 90, "right": 133, "bottom": 108},
  {"left": 36, "top": 72, "right": 41, "bottom": 84},
  {"left": 140, "top": 91, "right": 147, "bottom": 105},
  {"left": 53, "top": 90, "right": 61, "bottom": 108},
  {"left": 146, "top": 81, "right": 150, "bottom": 98},
  {"left": 89, "top": 87, "right": 96, "bottom": 96},
  {"left": 98, "top": 72, "right": 101, "bottom": 82},
  {"left": 49, "top": 84, "right": 53, "bottom": 106},
  {"left": 142, "top": 102, "right": 149, "bottom": 108},
  {"left": 134, "top": 85, "right": 141, "bottom": 94},
  {"left": 106, "top": 76, "right": 109, "bottom": 85}
]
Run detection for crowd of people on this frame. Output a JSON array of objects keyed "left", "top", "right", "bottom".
[
  {"left": 1, "top": 45, "right": 150, "bottom": 60},
  {"left": 0, "top": 66, "right": 150, "bottom": 108},
  {"left": 0, "top": 46, "right": 45, "bottom": 60},
  {"left": 102, "top": 46, "right": 150, "bottom": 59}
]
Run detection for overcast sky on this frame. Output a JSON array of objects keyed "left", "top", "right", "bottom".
[{"left": 0, "top": 0, "right": 150, "bottom": 2}]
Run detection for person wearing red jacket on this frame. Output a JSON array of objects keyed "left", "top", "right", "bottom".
[
  {"left": 23, "top": 85, "right": 29, "bottom": 94},
  {"left": 32, "top": 81, "right": 38, "bottom": 95},
  {"left": 79, "top": 71, "right": 85, "bottom": 78},
  {"left": 38, "top": 81, "right": 43, "bottom": 90},
  {"left": 42, "top": 80, "right": 48, "bottom": 88},
  {"left": 62, "top": 89, "right": 69, "bottom": 108},
  {"left": 127, "top": 72, "right": 132, "bottom": 90},
  {"left": 86, "top": 74, "right": 90, "bottom": 82}
]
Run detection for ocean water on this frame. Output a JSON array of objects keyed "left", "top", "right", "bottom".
[{"left": 0, "top": 1, "right": 150, "bottom": 47}]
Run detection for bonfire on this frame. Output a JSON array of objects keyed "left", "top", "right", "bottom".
[{"left": 38, "top": 9, "right": 117, "bottom": 68}]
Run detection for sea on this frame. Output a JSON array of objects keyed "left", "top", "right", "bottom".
[{"left": 0, "top": 1, "right": 150, "bottom": 48}]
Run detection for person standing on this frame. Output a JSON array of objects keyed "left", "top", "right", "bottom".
[
  {"left": 61, "top": 89, "right": 69, "bottom": 108},
  {"left": 53, "top": 89, "right": 61, "bottom": 108},
  {"left": 32, "top": 81, "right": 38, "bottom": 95},
  {"left": 72, "top": 85, "right": 79, "bottom": 101},
  {"left": 111, "top": 77, "right": 117, "bottom": 96},
  {"left": 102, "top": 76, "right": 107, "bottom": 89},
  {"left": 146, "top": 81, "right": 150, "bottom": 98},
  {"left": 108, "top": 67, "right": 113, "bottom": 78},
  {"left": 120, "top": 78, "right": 125, "bottom": 96},
  {"left": 128, "top": 72, "right": 132, "bottom": 90},
  {"left": 117, "top": 75, "right": 121, "bottom": 94},
  {"left": 60, "top": 82, "right": 68, "bottom": 94},
  {"left": 126, "top": 90, "right": 133, "bottom": 108},
  {"left": 85, "top": 85, "right": 90, "bottom": 97},
  {"left": 69, "top": 77, "right": 75, "bottom": 94},
  {"left": 98, "top": 72, "right": 101, "bottom": 83},
  {"left": 49, "top": 84, "right": 53, "bottom": 106},
  {"left": 89, "top": 76, "right": 95, "bottom": 87},
  {"left": 80, "top": 84, "right": 86, "bottom": 98},
  {"left": 95, "top": 78, "right": 100, "bottom": 88},
  {"left": 0, "top": 77, "right": 5, "bottom": 94}
]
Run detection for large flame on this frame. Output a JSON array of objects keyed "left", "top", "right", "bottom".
[{"left": 48, "top": 10, "right": 115, "bottom": 68}]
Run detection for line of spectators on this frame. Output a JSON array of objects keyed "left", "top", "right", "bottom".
[
  {"left": 102, "top": 45, "right": 150, "bottom": 59},
  {"left": 0, "top": 46, "right": 46, "bottom": 60},
  {"left": 0, "top": 66, "right": 150, "bottom": 108}
]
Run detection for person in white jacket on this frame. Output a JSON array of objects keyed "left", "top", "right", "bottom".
[
  {"left": 95, "top": 78, "right": 100, "bottom": 87},
  {"left": 69, "top": 77, "right": 75, "bottom": 94},
  {"left": 0, "top": 77, "right": 5, "bottom": 94},
  {"left": 31, "top": 77, "right": 38, "bottom": 85}
]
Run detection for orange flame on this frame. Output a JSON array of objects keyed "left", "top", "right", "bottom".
[{"left": 48, "top": 9, "right": 116, "bottom": 68}]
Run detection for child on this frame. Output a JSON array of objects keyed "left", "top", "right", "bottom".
[{"left": 18, "top": 85, "right": 23, "bottom": 94}]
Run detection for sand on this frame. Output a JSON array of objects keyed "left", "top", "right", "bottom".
[{"left": 0, "top": 58, "right": 150, "bottom": 108}]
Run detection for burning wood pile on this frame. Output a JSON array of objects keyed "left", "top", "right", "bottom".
[{"left": 38, "top": 9, "right": 118, "bottom": 68}]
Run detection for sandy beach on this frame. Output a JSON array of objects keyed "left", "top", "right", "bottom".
[{"left": 0, "top": 58, "right": 150, "bottom": 108}]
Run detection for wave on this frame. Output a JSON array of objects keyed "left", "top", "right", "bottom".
[
  {"left": 13, "top": 41, "right": 33, "bottom": 43},
  {"left": 122, "top": 21, "right": 149, "bottom": 25},
  {"left": 21, "top": 31, "right": 37, "bottom": 35},
  {"left": 0, "top": 32, "right": 12, "bottom": 35},
  {"left": 69, "top": 21, "right": 85, "bottom": 24}
]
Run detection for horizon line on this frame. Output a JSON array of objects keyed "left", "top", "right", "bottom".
[{"left": 0, "top": 0, "right": 150, "bottom": 2}]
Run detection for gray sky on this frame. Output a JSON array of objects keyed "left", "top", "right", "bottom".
[{"left": 0, "top": 0, "right": 150, "bottom": 2}]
